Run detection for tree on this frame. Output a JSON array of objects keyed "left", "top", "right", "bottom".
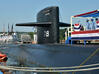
[
  {"left": 59, "top": 29, "right": 65, "bottom": 41},
  {"left": 28, "top": 32, "right": 34, "bottom": 40}
]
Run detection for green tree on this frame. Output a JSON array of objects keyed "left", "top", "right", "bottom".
[
  {"left": 59, "top": 29, "right": 65, "bottom": 41},
  {"left": 28, "top": 32, "right": 34, "bottom": 39}
]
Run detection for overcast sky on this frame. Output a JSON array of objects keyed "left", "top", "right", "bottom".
[{"left": 0, "top": 0, "right": 99, "bottom": 32}]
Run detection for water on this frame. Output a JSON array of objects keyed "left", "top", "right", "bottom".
[{"left": 0, "top": 44, "right": 99, "bottom": 74}]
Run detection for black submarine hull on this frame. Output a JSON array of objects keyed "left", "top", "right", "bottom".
[{"left": 1, "top": 44, "right": 99, "bottom": 74}]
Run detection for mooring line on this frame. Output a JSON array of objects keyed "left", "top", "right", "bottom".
[
  {"left": 1, "top": 65, "right": 99, "bottom": 72},
  {"left": 2, "top": 63, "right": 99, "bottom": 70}
]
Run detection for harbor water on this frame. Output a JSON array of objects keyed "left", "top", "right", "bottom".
[{"left": 0, "top": 44, "right": 99, "bottom": 74}]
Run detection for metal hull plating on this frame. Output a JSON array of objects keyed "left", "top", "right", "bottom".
[
  {"left": 37, "top": 7, "right": 59, "bottom": 44},
  {"left": 1, "top": 44, "right": 99, "bottom": 74}
]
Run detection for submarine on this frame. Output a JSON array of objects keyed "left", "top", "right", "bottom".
[
  {"left": 16, "top": 6, "right": 70, "bottom": 44},
  {"left": 12, "top": 6, "right": 99, "bottom": 74}
]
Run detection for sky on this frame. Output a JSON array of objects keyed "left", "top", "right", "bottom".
[{"left": 0, "top": 0, "right": 99, "bottom": 32}]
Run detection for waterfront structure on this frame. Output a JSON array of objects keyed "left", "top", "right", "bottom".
[
  {"left": 16, "top": 6, "right": 70, "bottom": 44},
  {"left": 0, "top": 25, "right": 18, "bottom": 44},
  {"left": 20, "top": 34, "right": 32, "bottom": 44}
]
